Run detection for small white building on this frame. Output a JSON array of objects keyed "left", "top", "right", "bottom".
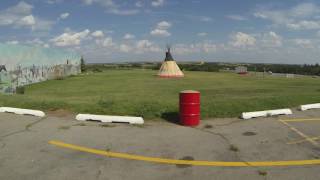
[{"left": 235, "top": 66, "right": 248, "bottom": 74}]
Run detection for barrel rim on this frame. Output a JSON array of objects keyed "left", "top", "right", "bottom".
[{"left": 180, "top": 90, "right": 200, "bottom": 93}]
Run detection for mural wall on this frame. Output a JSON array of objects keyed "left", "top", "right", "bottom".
[{"left": 0, "top": 43, "right": 81, "bottom": 93}]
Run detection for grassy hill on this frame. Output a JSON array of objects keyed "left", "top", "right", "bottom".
[{"left": 1, "top": 69, "right": 320, "bottom": 120}]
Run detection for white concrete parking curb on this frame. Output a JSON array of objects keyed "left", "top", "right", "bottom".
[
  {"left": 242, "top": 109, "right": 292, "bottom": 120},
  {"left": 0, "top": 107, "right": 45, "bottom": 117},
  {"left": 76, "top": 114, "right": 144, "bottom": 124},
  {"left": 300, "top": 103, "right": 320, "bottom": 111}
]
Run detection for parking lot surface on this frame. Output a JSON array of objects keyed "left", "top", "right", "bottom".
[{"left": 1, "top": 109, "right": 320, "bottom": 180}]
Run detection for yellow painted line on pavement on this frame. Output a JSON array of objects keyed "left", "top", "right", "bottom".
[
  {"left": 280, "top": 118, "right": 320, "bottom": 122},
  {"left": 49, "top": 140, "right": 320, "bottom": 167},
  {"left": 279, "top": 120, "right": 319, "bottom": 147},
  {"left": 287, "top": 136, "right": 320, "bottom": 145}
]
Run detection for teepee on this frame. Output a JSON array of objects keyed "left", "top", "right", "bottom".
[{"left": 158, "top": 46, "right": 184, "bottom": 78}]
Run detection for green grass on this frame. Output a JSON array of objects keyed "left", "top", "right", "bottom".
[{"left": 1, "top": 69, "right": 320, "bottom": 120}]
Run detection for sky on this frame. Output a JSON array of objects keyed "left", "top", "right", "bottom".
[{"left": 1, "top": 0, "right": 320, "bottom": 64}]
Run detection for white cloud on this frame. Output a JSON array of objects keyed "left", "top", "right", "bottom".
[
  {"left": 32, "top": 17, "right": 54, "bottom": 31},
  {"left": 202, "top": 43, "right": 217, "bottom": 53},
  {"left": 109, "top": 39, "right": 161, "bottom": 53},
  {"left": 91, "top": 30, "right": 105, "bottom": 38},
  {"left": 287, "top": 20, "right": 320, "bottom": 30},
  {"left": 174, "top": 42, "right": 217, "bottom": 55},
  {"left": 197, "top": 32, "right": 208, "bottom": 37},
  {"left": 108, "top": 8, "right": 139, "bottom": 15},
  {"left": 0, "top": 1, "right": 33, "bottom": 26},
  {"left": 150, "top": 21, "right": 172, "bottom": 37},
  {"left": 16, "top": 15, "right": 36, "bottom": 26},
  {"left": 185, "top": 15, "right": 213, "bottom": 22},
  {"left": 290, "top": 3, "right": 320, "bottom": 18},
  {"left": 4, "top": 38, "right": 52, "bottom": 48},
  {"left": 83, "top": 0, "right": 94, "bottom": 5},
  {"left": 119, "top": 44, "right": 133, "bottom": 52},
  {"left": 26, "top": 38, "right": 44, "bottom": 45},
  {"left": 150, "top": 29, "right": 171, "bottom": 37},
  {"left": 95, "top": 36, "right": 114, "bottom": 47},
  {"left": 25, "top": 38, "right": 50, "bottom": 48},
  {"left": 0, "top": 1, "right": 53, "bottom": 30},
  {"left": 199, "top": 16, "right": 212, "bottom": 22},
  {"left": 50, "top": 29, "right": 90, "bottom": 46},
  {"left": 9, "top": 1, "right": 33, "bottom": 14},
  {"left": 82, "top": 0, "right": 139, "bottom": 15},
  {"left": 226, "top": 15, "right": 247, "bottom": 21},
  {"left": 6, "top": 40, "right": 19, "bottom": 45},
  {"left": 230, "top": 32, "right": 256, "bottom": 48},
  {"left": 292, "top": 39, "right": 314, "bottom": 48},
  {"left": 157, "top": 21, "right": 171, "bottom": 29},
  {"left": 260, "top": 31, "right": 282, "bottom": 47},
  {"left": 115, "top": 39, "right": 161, "bottom": 53},
  {"left": 136, "top": 39, "right": 153, "bottom": 49},
  {"left": 60, "top": 12, "right": 69, "bottom": 19},
  {"left": 254, "top": 2, "right": 320, "bottom": 30},
  {"left": 136, "top": 39, "right": 161, "bottom": 53},
  {"left": 46, "top": 0, "right": 64, "bottom": 4},
  {"left": 135, "top": 1, "right": 143, "bottom": 7},
  {"left": 152, "top": 0, "right": 165, "bottom": 7},
  {"left": 101, "top": 37, "right": 114, "bottom": 47},
  {"left": 123, "top": 33, "right": 135, "bottom": 39}
]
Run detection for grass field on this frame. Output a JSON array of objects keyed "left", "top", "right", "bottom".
[{"left": 1, "top": 69, "right": 320, "bottom": 120}]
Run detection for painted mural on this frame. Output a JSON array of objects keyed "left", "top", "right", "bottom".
[{"left": 0, "top": 43, "right": 81, "bottom": 93}]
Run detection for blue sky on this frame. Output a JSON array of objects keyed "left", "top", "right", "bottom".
[{"left": 1, "top": 0, "right": 320, "bottom": 64}]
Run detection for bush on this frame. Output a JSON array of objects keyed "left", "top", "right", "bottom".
[
  {"left": 16, "top": 86, "right": 25, "bottom": 94},
  {"left": 80, "top": 56, "right": 86, "bottom": 72},
  {"left": 55, "top": 76, "right": 64, "bottom": 80},
  {"left": 93, "top": 68, "right": 103, "bottom": 73}
]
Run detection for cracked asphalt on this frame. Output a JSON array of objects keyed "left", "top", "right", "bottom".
[{"left": 1, "top": 109, "right": 320, "bottom": 180}]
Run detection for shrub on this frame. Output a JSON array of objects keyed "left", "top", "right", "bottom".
[
  {"left": 80, "top": 56, "right": 86, "bottom": 72},
  {"left": 55, "top": 76, "right": 64, "bottom": 80},
  {"left": 93, "top": 68, "right": 103, "bottom": 73},
  {"left": 16, "top": 86, "right": 25, "bottom": 94}
]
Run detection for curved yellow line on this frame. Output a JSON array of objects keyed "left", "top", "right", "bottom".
[{"left": 49, "top": 140, "right": 320, "bottom": 167}]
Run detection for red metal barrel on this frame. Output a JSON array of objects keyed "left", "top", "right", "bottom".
[{"left": 179, "top": 90, "right": 200, "bottom": 126}]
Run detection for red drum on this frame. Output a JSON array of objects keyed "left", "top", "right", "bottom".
[{"left": 179, "top": 90, "right": 200, "bottom": 126}]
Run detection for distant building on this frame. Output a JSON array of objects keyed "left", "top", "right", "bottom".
[
  {"left": 286, "top": 74, "right": 295, "bottom": 78},
  {"left": 235, "top": 66, "right": 248, "bottom": 75},
  {"left": 199, "top": 61, "right": 205, "bottom": 65}
]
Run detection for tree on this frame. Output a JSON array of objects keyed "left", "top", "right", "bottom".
[{"left": 80, "top": 56, "right": 86, "bottom": 72}]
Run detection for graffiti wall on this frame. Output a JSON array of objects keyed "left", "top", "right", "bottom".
[{"left": 0, "top": 43, "right": 81, "bottom": 93}]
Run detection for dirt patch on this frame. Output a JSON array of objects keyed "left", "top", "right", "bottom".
[
  {"left": 133, "top": 124, "right": 146, "bottom": 128},
  {"left": 229, "top": 144, "right": 239, "bottom": 152},
  {"left": 58, "top": 125, "right": 70, "bottom": 130},
  {"left": 257, "top": 170, "right": 268, "bottom": 176},
  {"left": 242, "top": 131, "right": 257, "bottom": 136},
  {"left": 176, "top": 156, "right": 194, "bottom": 168},
  {"left": 100, "top": 124, "right": 116, "bottom": 128},
  {"left": 204, "top": 124, "right": 213, "bottom": 129},
  {"left": 47, "top": 109, "right": 74, "bottom": 118},
  {"left": 73, "top": 123, "right": 87, "bottom": 126}
]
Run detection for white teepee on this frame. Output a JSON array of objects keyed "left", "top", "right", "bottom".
[{"left": 158, "top": 46, "right": 184, "bottom": 78}]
